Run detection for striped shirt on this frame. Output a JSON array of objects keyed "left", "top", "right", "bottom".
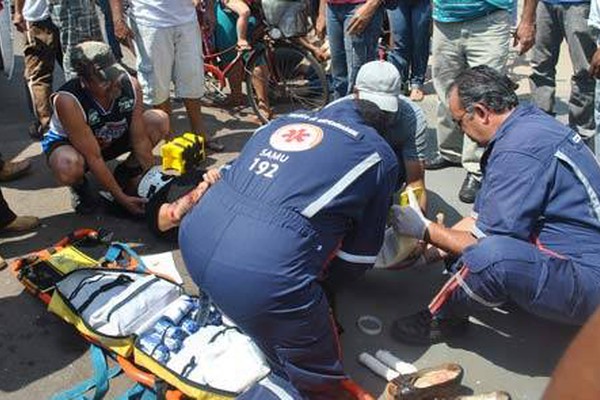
[{"left": 433, "top": 0, "right": 513, "bottom": 23}]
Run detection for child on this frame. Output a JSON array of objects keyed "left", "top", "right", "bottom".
[{"left": 222, "top": 0, "right": 252, "bottom": 51}]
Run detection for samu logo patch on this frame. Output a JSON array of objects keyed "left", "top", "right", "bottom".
[{"left": 269, "top": 123, "right": 323, "bottom": 152}]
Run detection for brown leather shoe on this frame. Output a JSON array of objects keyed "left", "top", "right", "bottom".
[
  {"left": 0, "top": 159, "right": 32, "bottom": 182},
  {"left": 1, "top": 216, "right": 40, "bottom": 233},
  {"left": 382, "top": 363, "right": 464, "bottom": 400}
]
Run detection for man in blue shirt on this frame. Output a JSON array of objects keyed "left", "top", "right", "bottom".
[
  {"left": 426, "top": 0, "right": 537, "bottom": 204},
  {"left": 391, "top": 66, "right": 600, "bottom": 344},
  {"left": 178, "top": 62, "right": 400, "bottom": 398}
]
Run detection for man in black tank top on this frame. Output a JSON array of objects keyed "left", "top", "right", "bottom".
[{"left": 42, "top": 41, "right": 169, "bottom": 215}]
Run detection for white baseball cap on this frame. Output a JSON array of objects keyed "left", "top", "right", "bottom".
[{"left": 355, "top": 60, "right": 402, "bottom": 113}]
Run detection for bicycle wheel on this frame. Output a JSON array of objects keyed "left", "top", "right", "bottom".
[{"left": 245, "top": 42, "right": 329, "bottom": 123}]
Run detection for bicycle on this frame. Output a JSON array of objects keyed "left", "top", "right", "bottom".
[{"left": 202, "top": 2, "right": 330, "bottom": 124}]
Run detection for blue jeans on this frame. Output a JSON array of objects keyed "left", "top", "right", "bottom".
[
  {"left": 386, "top": 0, "right": 431, "bottom": 87},
  {"left": 435, "top": 236, "right": 600, "bottom": 326},
  {"left": 326, "top": 3, "right": 383, "bottom": 98}
]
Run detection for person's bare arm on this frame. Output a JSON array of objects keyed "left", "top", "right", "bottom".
[
  {"left": 404, "top": 160, "right": 427, "bottom": 211},
  {"left": 316, "top": 0, "right": 327, "bottom": 39},
  {"left": 392, "top": 192, "right": 478, "bottom": 256},
  {"left": 589, "top": 46, "right": 600, "bottom": 78},
  {"left": 425, "top": 217, "right": 478, "bottom": 255},
  {"left": 129, "top": 77, "right": 154, "bottom": 170},
  {"left": 157, "top": 168, "right": 223, "bottom": 231},
  {"left": 346, "top": 0, "right": 382, "bottom": 35},
  {"left": 513, "top": 0, "right": 538, "bottom": 55},
  {"left": 109, "top": 0, "right": 134, "bottom": 46},
  {"left": 12, "top": 0, "right": 26, "bottom": 32},
  {"left": 55, "top": 94, "right": 145, "bottom": 214}
]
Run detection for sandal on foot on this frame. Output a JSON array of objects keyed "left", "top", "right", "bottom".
[
  {"left": 258, "top": 100, "right": 273, "bottom": 119},
  {"left": 382, "top": 363, "right": 464, "bottom": 400},
  {"left": 0, "top": 159, "right": 31, "bottom": 182},
  {"left": 410, "top": 87, "right": 425, "bottom": 102}
]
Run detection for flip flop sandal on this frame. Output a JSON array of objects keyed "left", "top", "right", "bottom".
[
  {"left": 383, "top": 363, "right": 464, "bottom": 400},
  {"left": 410, "top": 88, "right": 425, "bottom": 102}
]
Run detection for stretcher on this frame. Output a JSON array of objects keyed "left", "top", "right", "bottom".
[{"left": 11, "top": 229, "right": 375, "bottom": 399}]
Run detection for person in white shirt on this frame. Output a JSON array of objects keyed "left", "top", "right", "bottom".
[
  {"left": 110, "top": 0, "right": 224, "bottom": 152},
  {"left": 13, "top": 0, "right": 62, "bottom": 139}
]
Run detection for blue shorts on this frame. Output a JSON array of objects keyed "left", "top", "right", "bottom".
[{"left": 42, "top": 130, "right": 131, "bottom": 161}]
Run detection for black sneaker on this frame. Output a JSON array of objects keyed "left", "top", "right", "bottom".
[
  {"left": 424, "top": 154, "right": 461, "bottom": 171},
  {"left": 391, "top": 309, "right": 469, "bottom": 345},
  {"left": 70, "top": 178, "right": 99, "bottom": 215},
  {"left": 458, "top": 173, "right": 481, "bottom": 204}
]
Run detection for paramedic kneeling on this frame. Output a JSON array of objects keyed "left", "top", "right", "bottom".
[
  {"left": 391, "top": 66, "right": 600, "bottom": 345},
  {"left": 178, "top": 65, "right": 401, "bottom": 398},
  {"left": 42, "top": 41, "right": 169, "bottom": 215}
]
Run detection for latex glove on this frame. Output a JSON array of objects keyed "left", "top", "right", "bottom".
[{"left": 390, "top": 190, "right": 431, "bottom": 239}]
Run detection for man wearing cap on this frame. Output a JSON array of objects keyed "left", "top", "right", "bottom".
[
  {"left": 171, "top": 61, "right": 401, "bottom": 398},
  {"left": 337, "top": 60, "right": 427, "bottom": 207},
  {"left": 42, "top": 41, "right": 169, "bottom": 215}
]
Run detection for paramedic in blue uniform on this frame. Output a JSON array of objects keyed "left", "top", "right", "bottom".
[
  {"left": 391, "top": 65, "right": 600, "bottom": 345},
  {"left": 178, "top": 61, "right": 401, "bottom": 399},
  {"left": 41, "top": 41, "right": 169, "bottom": 215}
]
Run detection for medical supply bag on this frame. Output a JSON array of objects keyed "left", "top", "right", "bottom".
[{"left": 10, "top": 229, "right": 272, "bottom": 399}]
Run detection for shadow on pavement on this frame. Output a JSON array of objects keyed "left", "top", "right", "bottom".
[
  {"left": 0, "top": 207, "right": 175, "bottom": 260},
  {"left": 0, "top": 151, "right": 57, "bottom": 191},
  {"left": 0, "top": 289, "right": 87, "bottom": 393},
  {"left": 451, "top": 307, "right": 577, "bottom": 376},
  {"left": 0, "top": 209, "right": 186, "bottom": 393},
  {"left": 426, "top": 190, "right": 464, "bottom": 226}
]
